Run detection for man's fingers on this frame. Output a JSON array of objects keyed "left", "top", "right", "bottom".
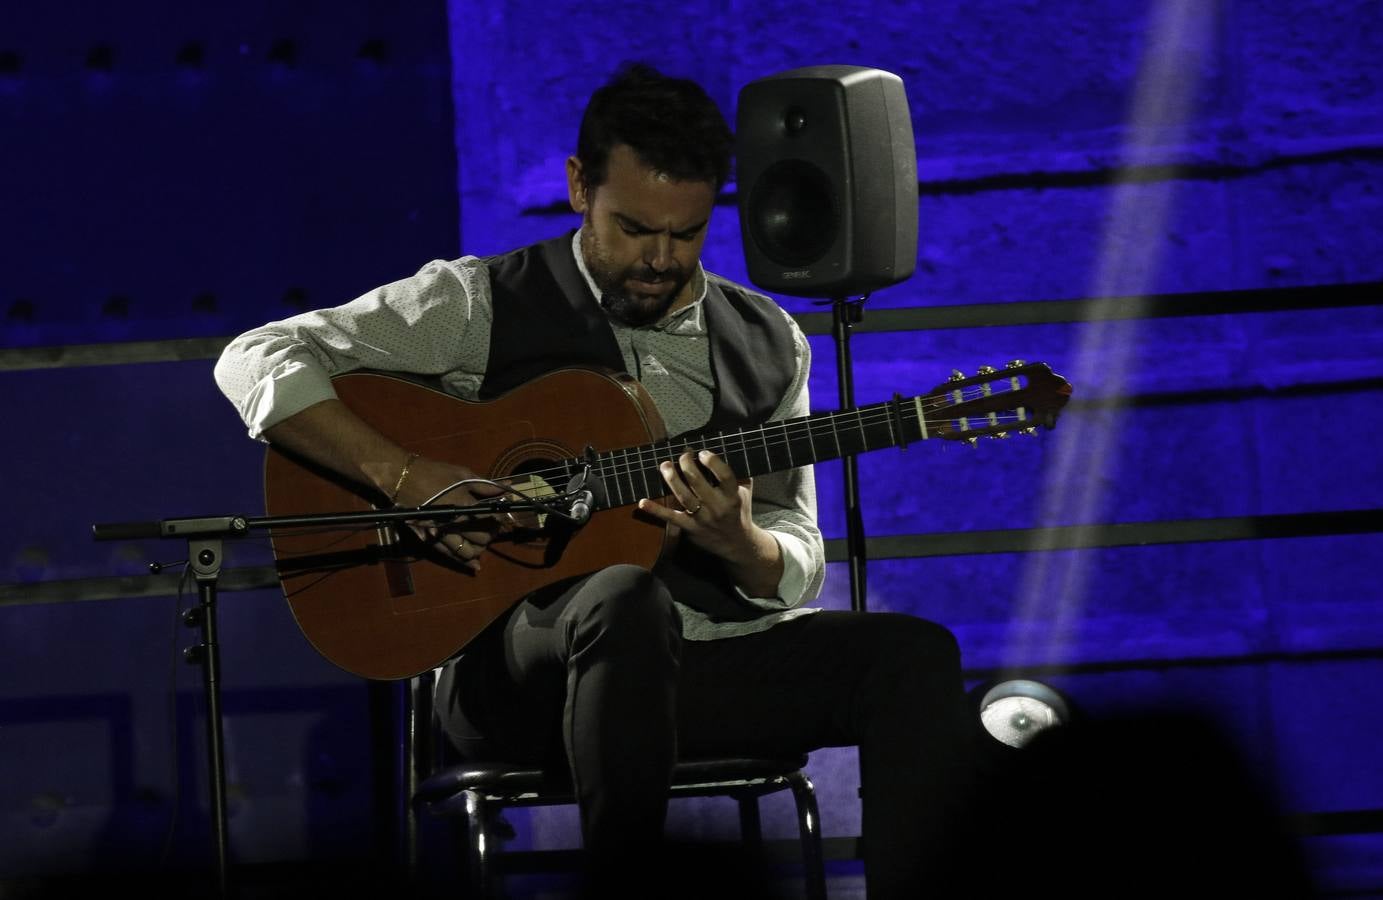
[
  {"left": 679, "top": 451, "right": 736, "bottom": 502},
  {"left": 696, "top": 449, "right": 735, "bottom": 484},
  {"left": 638, "top": 497, "right": 688, "bottom": 524},
  {"left": 446, "top": 527, "right": 491, "bottom": 549},
  {"left": 659, "top": 460, "right": 697, "bottom": 511},
  {"left": 676, "top": 451, "right": 711, "bottom": 489},
  {"left": 442, "top": 533, "right": 482, "bottom": 570}
]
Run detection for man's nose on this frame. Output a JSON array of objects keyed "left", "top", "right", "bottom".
[{"left": 644, "top": 233, "right": 673, "bottom": 273}]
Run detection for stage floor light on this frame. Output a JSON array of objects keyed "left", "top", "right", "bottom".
[{"left": 973, "top": 679, "right": 1072, "bottom": 749}]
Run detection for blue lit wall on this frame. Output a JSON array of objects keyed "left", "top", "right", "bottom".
[
  {"left": 0, "top": 0, "right": 459, "bottom": 883},
  {"left": 2, "top": 0, "right": 1381, "bottom": 891}
]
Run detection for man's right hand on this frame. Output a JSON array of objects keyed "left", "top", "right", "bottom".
[
  {"left": 393, "top": 456, "right": 510, "bottom": 570},
  {"left": 263, "top": 398, "right": 514, "bottom": 571}
]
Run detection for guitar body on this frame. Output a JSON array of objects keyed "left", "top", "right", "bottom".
[
  {"left": 264, "top": 368, "right": 672, "bottom": 680},
  {"left": 261, "top": 359, "right": 1071, "bottom": 680}
]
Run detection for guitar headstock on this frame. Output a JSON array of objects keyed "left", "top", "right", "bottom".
[{"left": 924, "top": 361, "right": 1072, "bottom": 443}]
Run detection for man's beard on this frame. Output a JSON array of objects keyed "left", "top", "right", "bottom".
[{"left": 581, "top": 228, "right": 692, "bottom": 328}]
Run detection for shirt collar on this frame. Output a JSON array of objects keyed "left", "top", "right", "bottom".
[{"left": 570, "top": 229, "right": 707, "bottom": 334}]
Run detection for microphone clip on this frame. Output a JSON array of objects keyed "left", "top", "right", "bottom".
[{"left": 551, "top": 460, "right": 595, "bottom": 525}]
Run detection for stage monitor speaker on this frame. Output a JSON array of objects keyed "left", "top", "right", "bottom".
[{"left": 736, "top": 65, "right": 917, "bottom": 298}]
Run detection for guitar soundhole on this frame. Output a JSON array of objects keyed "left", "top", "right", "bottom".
[
  {"left": 494, "top": 438, "right": 574, "bottom": 479},
  {"left": 484, "top": 448, "right": 574, "bottom": 557},
  {"left": 508, "top": 455, "right": 560, "bottom": 480},
  {"left": 509, "top": 458, "right": 558, "bottom": 535}
]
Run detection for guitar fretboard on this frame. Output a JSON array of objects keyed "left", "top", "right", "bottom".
[
  {"left": 576, "top": 396, "right": 932, "bottom": 511},
  {"left": 531, "top": 360, "right": 1062, "bottom": 511}
]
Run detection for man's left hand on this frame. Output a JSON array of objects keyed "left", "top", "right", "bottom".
[{"left": 636, "top": 450, "right": 783, "bottom": 597}]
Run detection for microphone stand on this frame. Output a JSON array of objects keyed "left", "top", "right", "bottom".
[{"left": 91, "top": 494, "right": 575, "bottom": 897}]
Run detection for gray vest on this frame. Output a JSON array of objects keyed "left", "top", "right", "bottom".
[
  {"left": 481, "top": 233, "right": 800, "bottom": 621},
  {"left": 480, "top": 232, "right": 795, "bottom": 438}
]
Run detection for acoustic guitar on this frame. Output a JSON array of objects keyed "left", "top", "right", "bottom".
[{"left": 264, "top": 362, "right": 1071, "bottom": 679}]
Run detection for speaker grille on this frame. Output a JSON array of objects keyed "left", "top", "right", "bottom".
[{"left": 745, "top": 159, "right": 839, "bottom": 269}]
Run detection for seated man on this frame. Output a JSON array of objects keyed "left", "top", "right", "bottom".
[{"left": 215, "top": 62, "right": 979, "bottom": 898}]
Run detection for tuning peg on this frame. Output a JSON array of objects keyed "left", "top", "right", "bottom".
[
  {"left": 994, "top": 431, "right": 1011, "bottom": 439},
  {"left": 965, "top": 437, "right": 979, "bottom": 447},
  {"left": 1006, "top": 359, "right": 1026, "bottom": 369},
  {"left": 976, "top": 365, "right": 996, "bottom": 375},
  {"left": 949, "top": 369, "right": 966, "bottom": 382},
  {"left": 1021, "top": 427, "right": 1038, "bottom": 436}
]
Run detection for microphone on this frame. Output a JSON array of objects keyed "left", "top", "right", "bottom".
[
  {"left": 565, "top": 489, "right": 594, "bottom": 525},
  {"left": 544, "top": 466, "right": 594, "bottom": 526}
]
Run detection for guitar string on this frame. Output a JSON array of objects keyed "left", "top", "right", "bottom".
[
  {"left": 506, "top": 405, "right": 1041, "bottom": 504},
  {"left": 271, "top": 382, "right": 1047, "bottom": 539},
  {"left": 617, "top": 408, "right": 1034, "bottom": 464},
  {"left": 535, "top": 394, "right": 1033, "bottom": 476},
  {"left": 535, "top": 404, "right": 1030, "bottom": 475}
]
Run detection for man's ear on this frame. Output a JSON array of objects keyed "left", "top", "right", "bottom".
[{"left": 566, "top": 157, "right": 588, "bottom": 214}]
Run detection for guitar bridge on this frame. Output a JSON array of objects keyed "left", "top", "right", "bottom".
[{"left": 376, "top": 522, "right": 416, "bottom": 598}]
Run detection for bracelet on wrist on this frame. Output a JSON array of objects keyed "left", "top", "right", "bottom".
[{"left": 389, "top": 452, "right": 420, "bottom": 504}]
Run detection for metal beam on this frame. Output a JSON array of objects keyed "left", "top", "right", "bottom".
[
  {"left": 5, "top": 509, "right": 1379, "bottom": 609},
  {"left": 2, "top": 282, "right": 1377, "bottom": 370},
  {"left": 822, "top": 508, "right": 1383, "bottom": 562},
  {"left": 0, "top": 337, "right": 232, "bottom": 372},
  {"left": 794, "top": 280, "right": 1382, "bottom": 336}
]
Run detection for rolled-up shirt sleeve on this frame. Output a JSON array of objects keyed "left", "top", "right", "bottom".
[
  {"left": 739, "top": 322, "right": 826, "bottom": 611},
  {"left": 213, "top": 258, "right": 493, "bottom": 439}
]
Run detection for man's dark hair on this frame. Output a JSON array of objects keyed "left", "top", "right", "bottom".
[{"left": 576, "top": 62, "right": 734, "bottom": 192}]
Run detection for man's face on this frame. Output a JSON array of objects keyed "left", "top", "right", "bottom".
[{"left": 567, "top": 144, "right": 717, "bottom": 327}]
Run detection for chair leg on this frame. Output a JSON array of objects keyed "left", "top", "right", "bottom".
[
  {"left": 737, "top": 793, "right": 764, "bottom": 848},
  {"left": 464, "top": 789, "right": 492, "bottom": 899},
  {"left": 403, "top": 674, "right": 433, "bottom": 885},
  {"left": 786, "top": 772, "right": 827, "bottom": 900}
]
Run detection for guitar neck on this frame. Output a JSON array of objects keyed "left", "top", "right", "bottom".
[
  {"left": 581, "top": 395, "right": 929, "bottom": 511},
  {"left": 564, "top": 360, "right": 1067, "bottom": 512}
]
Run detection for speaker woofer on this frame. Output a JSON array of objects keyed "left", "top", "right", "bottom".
[{"left": 746, "top": 159, "right": 838, "bottom": 269}]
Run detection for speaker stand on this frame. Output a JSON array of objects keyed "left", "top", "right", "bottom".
[{"left": 831, "top": 295, "right": 869, "bottom": 612}]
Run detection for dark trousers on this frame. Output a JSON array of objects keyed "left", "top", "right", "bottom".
[{"left": 435, "top": 564, "right": 979, "bottom": 899}]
